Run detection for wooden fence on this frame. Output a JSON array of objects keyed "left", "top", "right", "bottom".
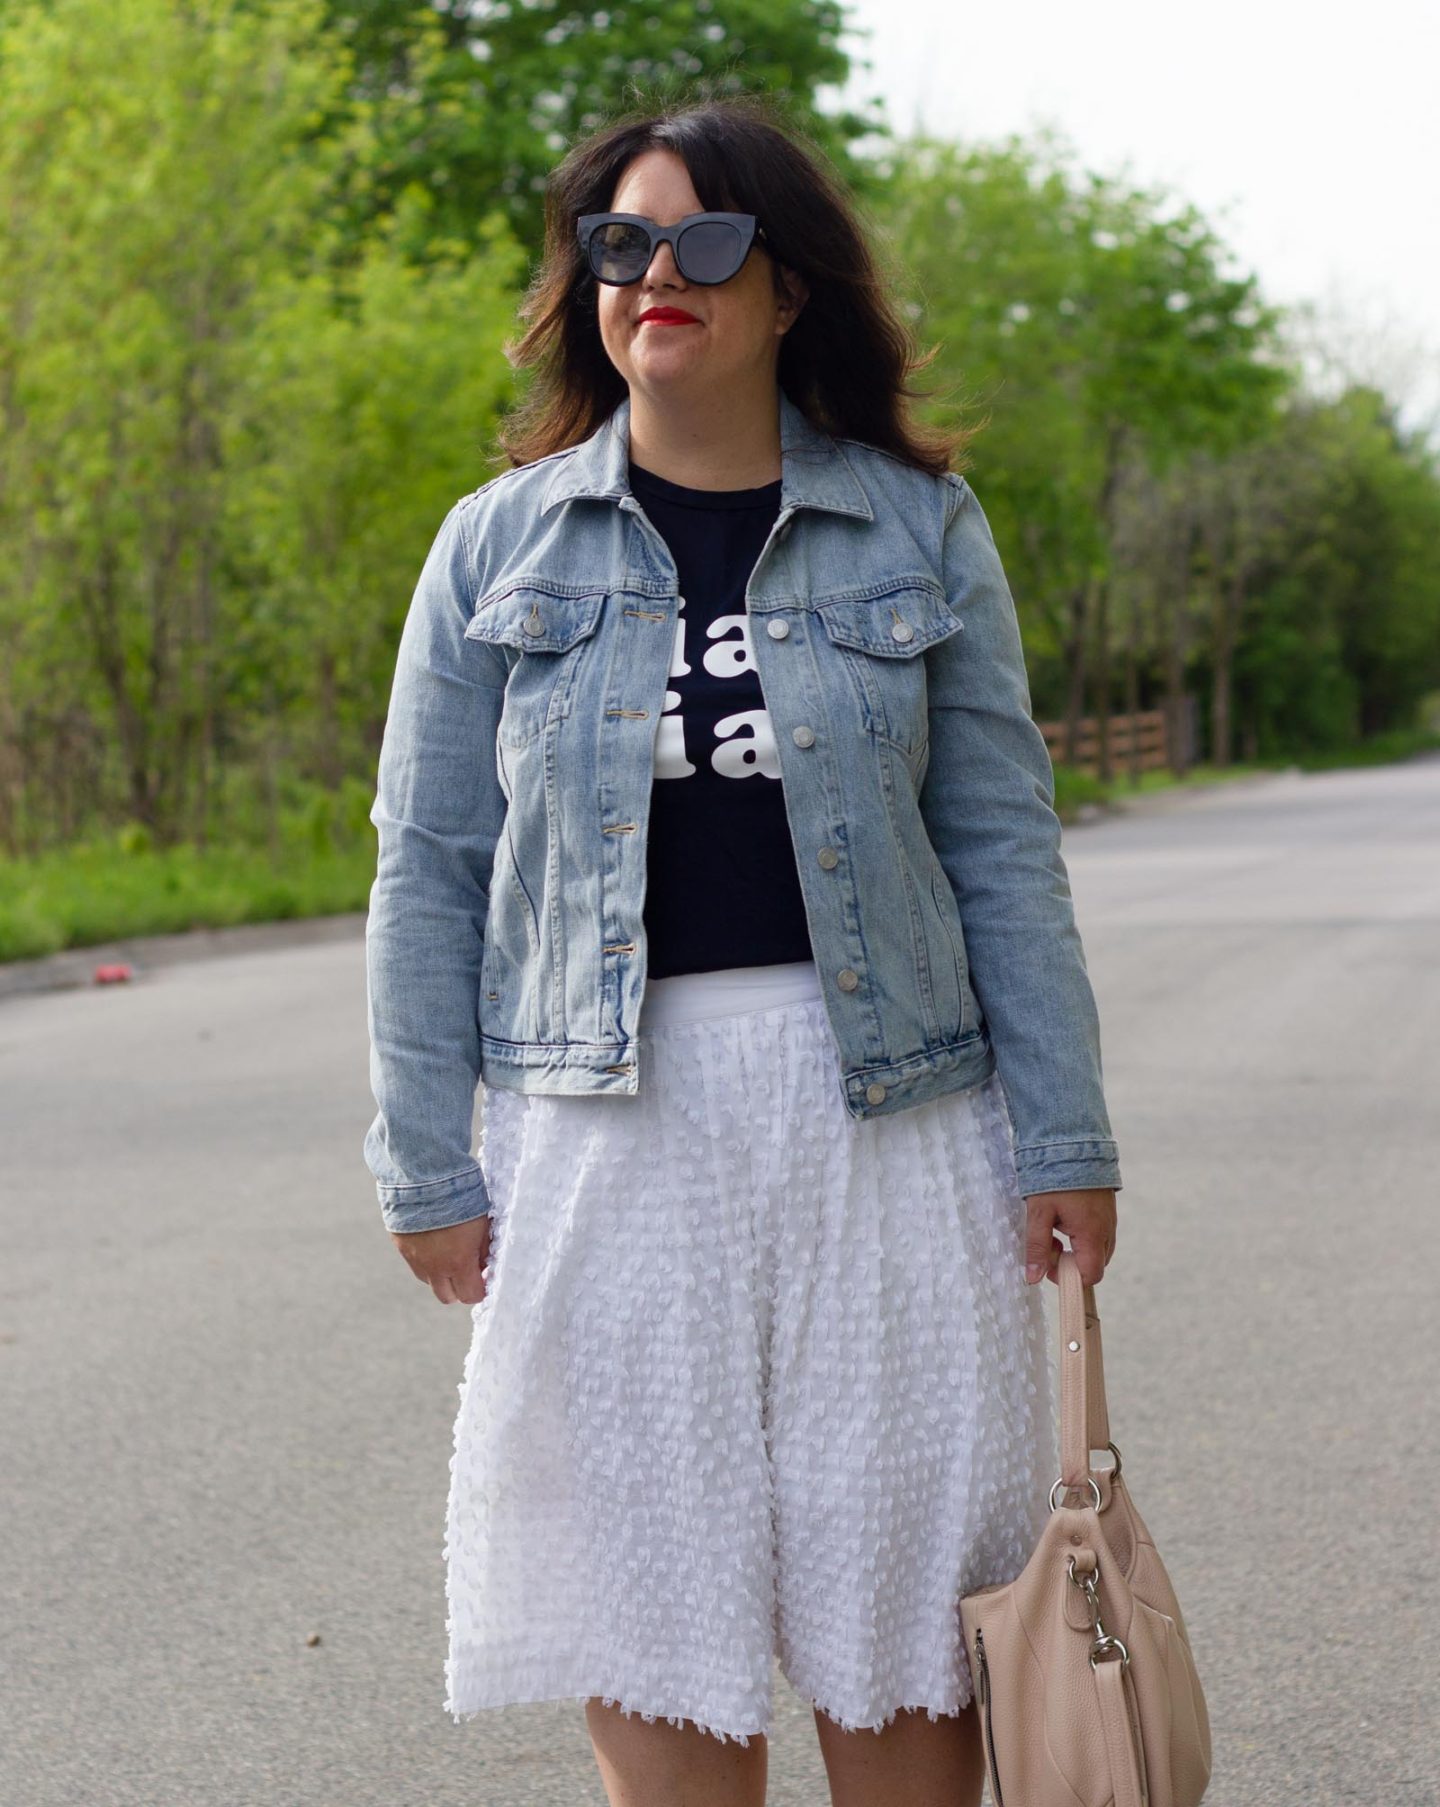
[{"left": 1036, "top": 708, "right": 1174, "bottom": 778}]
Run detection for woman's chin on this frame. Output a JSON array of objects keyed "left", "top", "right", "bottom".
[
  {"left": 636, "top": 346, "right": 702, "bottom": 374},
  {"left": 628, "top": 355, "right": 713, "bottom": 400}
]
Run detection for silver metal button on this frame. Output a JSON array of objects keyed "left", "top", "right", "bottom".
[
  {"left": 836, "top": 968, "right": 859, "bottom": 992},
  {"left": 766, "top": 617, "right": 790, "bottom": 639},
  {"left": 817, "top": 846, "right": 839, "bottom": 870},
  {"left": 890, "top": 619, "right": 915, "bottom": 644},
  {"left": 865, "top": 1081, "right": 887, "bottom": 1105},
  {"left": 792, "top": 725, "right": 815, "bottom": 748},
  {"left": 523, "top": 612, "right": 545, "bottom": 637}
]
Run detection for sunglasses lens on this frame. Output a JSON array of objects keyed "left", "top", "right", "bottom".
[
  {"left": 590, "top": 221, "right": 652, "bottom": 283},
  {"left": 677, "top": 219, "right": 744, "bottom": 282},
  {"left": 584, "top": 216, "right": 752, "bottom": 284}
]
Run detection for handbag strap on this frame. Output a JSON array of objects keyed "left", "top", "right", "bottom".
[
  {"left": 1057, "top": 1253, "right": 1150, "bottom": 1805},
  {"left": 1094, "top": 1655, "right": 1149, "bottom": 1807},
  {"left": 1057, "top": 1248, "right": 1114, "bottom": 1489}
]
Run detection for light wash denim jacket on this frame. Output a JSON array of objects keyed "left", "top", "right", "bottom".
[{"left": 364, "top": 387, "right": 1122, "bottom": 1233}]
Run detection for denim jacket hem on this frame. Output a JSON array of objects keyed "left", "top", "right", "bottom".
[
  {"left": 376, "top": 1165, "right": 493, "bottom": 1236},
  {"left": 476, "top": 1021, "right": 998, "bottom": 1117},
  {"left": 1012, "top": 1139, "right": 1123, "bottom": 1198}
]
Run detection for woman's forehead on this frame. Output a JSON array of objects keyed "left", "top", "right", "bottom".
[{"left": 609, "top": 148, "right": 702, "bottom": 215}]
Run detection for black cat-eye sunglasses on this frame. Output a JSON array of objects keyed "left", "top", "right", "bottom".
[{"left": 576, "top": 211, "right": 767, "bottom": 286}]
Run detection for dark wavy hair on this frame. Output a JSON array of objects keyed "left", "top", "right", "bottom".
[{"left": 495, "top": 91, "right": 975, "bottom": 476}]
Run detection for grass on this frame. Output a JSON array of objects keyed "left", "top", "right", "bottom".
[
  {"left": 1053, "top": 756, "right": 1278, "bottom": 819},
  {"left": 0, "top": 776, "right": 380, "bottom": 965},
  {"left": 1281, "top": 726, "right": 1440, "bottom": 770},
  {"left": 3, "top": 730, "right": 1437, "bottom": 966},
  {"left": 1052, "top": 724, "right": 1440, "bottom": 820},
  {"left": 0, "top": 835, "right": 377, "bottom": 964}
]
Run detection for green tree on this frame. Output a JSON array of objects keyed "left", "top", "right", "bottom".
[
  {"left": 0, "top": 0, "right": 525, "bottom": 852},
  {"left": 874, "top": 128, "right": 1293, "bottom": 762},
  {"left": 1268, "top": 387, "right": 1440, "bottom": 745},
  {"left": 317, "top": 0, "right": 891, "bottom": 262}
]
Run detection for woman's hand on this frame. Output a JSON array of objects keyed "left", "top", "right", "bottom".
[
  {"left": 1023, "top": 1188, "right": 1117, "bottom": 1287},
  {"left": 391, "top": 1215, "right": 494, "bottom": 1305}
]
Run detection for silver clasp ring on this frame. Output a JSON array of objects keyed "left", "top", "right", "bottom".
[
  {"left": 1048, "top": 1443, "right": 1123, "bottom": 1512},
  {"left": 1049, "top": 1475, "right": 1102, "bottom": 1512},
  {"left": 1090, "top": 1634, "right": 1130, "bottom": 1669}
]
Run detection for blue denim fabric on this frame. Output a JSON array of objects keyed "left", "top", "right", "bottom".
[{"left": 364, "top": 387, "right": 1122, "bottom": 1233}]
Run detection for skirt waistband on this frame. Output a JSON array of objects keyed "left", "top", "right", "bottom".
[{"left": 637, "top": 959, "right": 823, "bottom": 1030}]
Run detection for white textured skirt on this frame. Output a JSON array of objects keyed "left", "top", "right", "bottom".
[{"left": 443, "top": 958, "right": 1058, "bottom": 1745}]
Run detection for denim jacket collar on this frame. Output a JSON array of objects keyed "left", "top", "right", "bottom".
[{"left": 538, "top": 386, "right": 876, "bottom": 523}]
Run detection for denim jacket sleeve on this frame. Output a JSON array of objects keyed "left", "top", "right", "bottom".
[
  {"left": 920, "top": 473, "right": 1122, "bottom": 1198},
  {"left": 362, "top": 497, "right": 509, "bottom": 1234}
]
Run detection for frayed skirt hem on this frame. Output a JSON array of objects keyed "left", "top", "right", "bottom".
[
  {"left": 444, "top": 1655, "right": 979, "bottom": 1745},
  {"left": 782, "top": 1670, "right": 976, "bottom": 1735},
  {"left": 445, "top": 1663, "right": 771, "bottom": 1746}
]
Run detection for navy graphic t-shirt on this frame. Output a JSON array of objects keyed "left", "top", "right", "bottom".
[{"left": 629, "top": 458, "right": 813, "bottom": 979}]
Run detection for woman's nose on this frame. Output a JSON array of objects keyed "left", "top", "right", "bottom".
[{"left": 645, "top": 238, "right": 684, "bottom": 285}]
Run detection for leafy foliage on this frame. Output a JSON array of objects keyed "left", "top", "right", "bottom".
[{"left": 0, "top": 0, "right": 1435, "bottom": 888}]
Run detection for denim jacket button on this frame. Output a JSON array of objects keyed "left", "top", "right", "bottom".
[
  {"left": 817, "top": 846, "right": 839, "bottom": 870},
  {"left": 836, "top": 968, "right": 860, "bottom": 991},
  {"left": 890, "top": 619, "right": 915, "bottom": 643},
  {"left": 792, "top": 725, "right": 816, "bottom": 747},
  {"left": 865, "top": 1081, "right": 887, "bottom": 1104},
  {"left": 766, "top": 617, "right": 790, "bottom": 639},
  {"left": 522, "top": 614, "right": 545, "bottom": 636}
]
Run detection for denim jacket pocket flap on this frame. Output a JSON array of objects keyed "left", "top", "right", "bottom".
[
  {"left": 816, "top": 585, "right": 962, "bottom": 659},
  {"left": 465, "top": 585, "right": 606, "bottom": 654}
]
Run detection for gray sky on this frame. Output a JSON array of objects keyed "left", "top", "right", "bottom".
[{"left": 830, "top": 0, "right": 1440, "bottom": 438}]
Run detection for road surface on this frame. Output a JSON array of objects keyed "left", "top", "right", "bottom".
[{"left": 3, "top": 758, "right": 1436, "bottom": 1804}]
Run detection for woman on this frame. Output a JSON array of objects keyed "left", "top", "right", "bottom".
[{"left": 364, "top": 93, "right": 1121, "bottom": 1807}]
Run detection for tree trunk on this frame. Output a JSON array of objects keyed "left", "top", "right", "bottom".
[
  {"left": 1062, "top": 581, "right": 1089, "bottom": 768},
  {"left": 1093, "top": 573, "right": 1112, "bottom": 783},
  {"left": 1165, "top": 513, "right": 1198, "bottom": 779},
  {"left": 1123, "top": 576, "right": 1143, "bottom": 786}
]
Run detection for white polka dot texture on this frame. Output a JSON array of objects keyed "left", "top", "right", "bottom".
[{"left": 442, "top": 993, "right": 1057, "bottom": 1745}]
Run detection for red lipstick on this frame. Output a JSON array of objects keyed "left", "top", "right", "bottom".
[{"left": 638, "top": 306, "right": 700, "bottom": 326}]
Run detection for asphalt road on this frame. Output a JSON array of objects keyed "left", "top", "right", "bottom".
[{"left": 3, "top": 759, "right": 1437, "bottom": 1806}]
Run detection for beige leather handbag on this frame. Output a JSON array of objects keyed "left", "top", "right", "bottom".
[{"left": 959, "top": 1250, "right": 1212, "bottom": 1806}]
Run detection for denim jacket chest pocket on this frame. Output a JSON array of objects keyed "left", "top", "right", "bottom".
[
  {"left": 463, "top": 583, "right": 607, "bottom": 749},
  {"left": 813, "top": 581, "right": 964, "bottom": 758}
]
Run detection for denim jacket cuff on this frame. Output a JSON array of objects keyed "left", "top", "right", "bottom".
[
  {"left": 1012, "top": 1139, "right": 1122, "bottom": 1198},
  {"left": 377, "top": 1165, "right": 493, "bottom": 1236}
]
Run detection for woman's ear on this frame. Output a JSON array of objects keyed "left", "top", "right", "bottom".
[{"left": 776, "top": 266, "right": 809, "bottom": 334}]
